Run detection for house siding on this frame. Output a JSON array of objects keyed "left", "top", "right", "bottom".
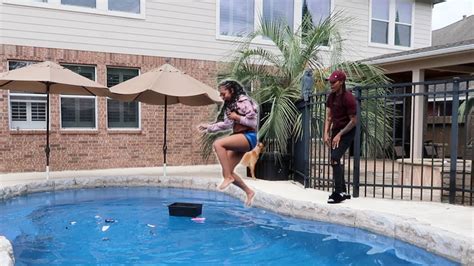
[
  {"left": 335, "top": 0, "right": 433, "bottom": 61},
  {"left": 0, "top": 1, "right": 236, "bottom": 62},
  {"left": 1, "top": 0, "right": 433, "bottom": 64}
]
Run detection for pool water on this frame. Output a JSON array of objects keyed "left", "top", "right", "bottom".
[{"left": 0, "top": 187, "right": 457, "bottom": 265}]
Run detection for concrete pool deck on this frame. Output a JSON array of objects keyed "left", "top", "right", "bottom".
[{"left": 0, "top": 164, "right": 472, "bottom": 265}]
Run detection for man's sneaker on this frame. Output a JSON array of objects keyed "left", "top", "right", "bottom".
[
  {"left": 341, "top": 192, "right": 351, "bottom": 200},
  {"left": 327, "top": 192, "right": 345, "bottom": 204}
]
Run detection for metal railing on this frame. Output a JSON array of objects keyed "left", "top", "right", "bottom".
[{"left": 292, "top": 77, "right": 473, "bottom": 205}]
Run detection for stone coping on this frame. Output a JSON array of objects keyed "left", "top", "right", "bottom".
[{"left": 0, "top": 175, "right": 472, "bottom": 265}]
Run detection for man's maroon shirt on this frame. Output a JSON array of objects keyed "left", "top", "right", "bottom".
[{"left": 326, "top": 90, "right": 357, "bottom": 135}]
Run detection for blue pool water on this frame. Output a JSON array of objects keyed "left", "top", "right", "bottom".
[{"left": 0, "top": 187, "right": 457, "bottom": 265}]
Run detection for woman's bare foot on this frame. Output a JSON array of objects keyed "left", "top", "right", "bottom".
[
  {"left": 218, "top": 177, "right": 235, "bottom": 190},
  {"left": 245, "top": 190, "right": 255, "bottom": 207}
]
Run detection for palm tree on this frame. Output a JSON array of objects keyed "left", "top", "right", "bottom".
[{"left": 201, "top": 12, "right": 392, "bottom": 159}]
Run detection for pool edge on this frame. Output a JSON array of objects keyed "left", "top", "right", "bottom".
[{"left": 0, "top": 175, "right": 472, "bottom": 265}]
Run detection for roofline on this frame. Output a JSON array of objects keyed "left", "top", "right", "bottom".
[{"left": 364, "top": 43, "right": 474, "bottom": 65}]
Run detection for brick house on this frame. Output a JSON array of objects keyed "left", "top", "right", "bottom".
[{"left": 0, "top": 0, "right": 441, "bottom": 172}]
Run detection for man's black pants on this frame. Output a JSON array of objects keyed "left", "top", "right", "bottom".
[{"left": 330, "top": 128, "right": 356, "bottom": 193}]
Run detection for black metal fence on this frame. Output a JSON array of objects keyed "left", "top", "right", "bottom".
[{"left": 292, "top": 77, "right": 473, "bottom": 205}]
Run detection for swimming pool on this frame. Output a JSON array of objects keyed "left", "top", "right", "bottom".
[{"left": 0, "top": 187, "right": 458, "bottom": 265}]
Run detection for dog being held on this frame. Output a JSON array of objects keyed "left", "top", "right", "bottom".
[{"left": 240, "top": 142, "right": 265, "bottom": 180}]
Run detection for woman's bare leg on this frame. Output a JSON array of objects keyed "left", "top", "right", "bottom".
[
  {"left": 213, "top": 134, "right": 250, "bottom": 190},
  {"left": 227, "top": 150, "right": 255, "bottom": 206}
]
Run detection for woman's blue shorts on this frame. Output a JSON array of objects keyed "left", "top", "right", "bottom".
[{"left": 243, "top": 131, "right": 257, "bottom": 151}]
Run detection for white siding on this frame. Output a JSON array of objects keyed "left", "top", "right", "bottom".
[
  {"left": 0, "top": 0, "right": 434, "bottom": 63},
  {"left": 0, "top": 0, "right": 243, "bottom": 61},
  {"left": 413, "top": 0, "right": 433, "bottom": 48},
  {"left": 335, "top": 0, "right": 433, "bottom": 62}
]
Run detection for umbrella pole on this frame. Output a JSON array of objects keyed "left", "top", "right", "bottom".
[
  {"left": 163, "top": 95, "right": 167, "bottom": 177},
  {"left": 45, "top": 83, "right": 51, "bottom": 180}
]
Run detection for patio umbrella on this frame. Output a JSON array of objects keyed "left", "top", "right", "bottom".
[
  {"left": 109, "top": 63, "right": 222, "bottom": 176},
  {"left": 0, "top": 61, "right": 109, "bottom": 179}
]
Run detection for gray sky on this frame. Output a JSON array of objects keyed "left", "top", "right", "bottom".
[{"left": 432, "top": 0, "right": 474, "bottom": 30}]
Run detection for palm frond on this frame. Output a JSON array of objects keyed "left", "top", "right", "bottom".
[
  {"left": 458, "top": 96, "right": 474, "bottom": 123},
  {"left": 203, "top": 11, "right": 392, "bottom": 164}
]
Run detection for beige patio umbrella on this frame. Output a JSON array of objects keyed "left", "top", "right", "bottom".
[
  {"left": 0, "top": 61, "right": 109, "bottom": 179},
  {"left": 109, "top": 63, "right": 222, "bottom": 176}
]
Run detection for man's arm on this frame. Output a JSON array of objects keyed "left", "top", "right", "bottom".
[
  {"left": 324, "top": 108, "right": 332, "bottom": 145},
  {"left": 337, "top": 114, "right": 357, "bottom": 137}
]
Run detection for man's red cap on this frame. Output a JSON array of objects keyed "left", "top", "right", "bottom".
[{"left": 325, "top": 70, "right": 346, "bottom": 82}]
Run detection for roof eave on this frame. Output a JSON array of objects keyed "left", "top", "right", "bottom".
[{"left": 364, "top": 44, "right": 474, "bottom": 65}]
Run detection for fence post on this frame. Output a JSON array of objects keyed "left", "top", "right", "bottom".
[
  {"left": 353, "top": 87, "right": 362, "bottom": 198},
  {"left": 300, "top": 69, "right": 313, "bottom": 188},
  {"left": 449, "top": 78, "right": 460, "bottom": 204},
  {"left": 302, "top": 99, "right": 310, "bottom": 188}
]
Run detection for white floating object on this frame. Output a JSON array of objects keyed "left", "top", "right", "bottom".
[
  {"left": 191, "top": 217, "right": 206, "bottom": 223},
  {"left": 70, "top": 221, "right": 77, "bottom": 225},
  {"left": 147, "top": 224, "right": 156, "bottom": 228},
  {"left": 95, "top": 215, "right": 101, "bottom": 219},
  {"left": 101, "top": 225, "right": 110, "bottom": 232}
]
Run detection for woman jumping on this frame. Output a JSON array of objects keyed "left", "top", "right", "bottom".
[{"left": 198, "top": 79, "right": 259, "bottom": 207}]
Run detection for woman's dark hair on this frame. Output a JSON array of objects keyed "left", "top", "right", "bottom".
[{"left": 215, "top": 79, "right": 247, "bottom": 122}]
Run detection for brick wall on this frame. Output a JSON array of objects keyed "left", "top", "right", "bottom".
[{"left": 0, "top": 44, "right": 220, "bottom": 172}]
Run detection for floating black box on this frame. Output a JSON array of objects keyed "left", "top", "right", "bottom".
[{"left": 168, "top": 202, "right": 202, "bottom": 217}]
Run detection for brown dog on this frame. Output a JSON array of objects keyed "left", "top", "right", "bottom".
[{"left": 240, "top": 142, "right": 265, "bottom": 180}]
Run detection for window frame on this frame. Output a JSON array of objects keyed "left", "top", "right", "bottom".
[
  {"left": 59, "top": 63, "right": 98, "bottom": 131},
  {"left": 59, "top": 94, "right": 98, "bottom": 131},
  {"left": 107, "top": 0, "right": 141, "bottom": 14},
  {"left": 8, "top": 92, "right": 49, "bottom": 131},
  {"left": 216, "top": 0, "right": 332, "bottom": 46},
  {"left": 369, "top": 0, "right": 414, "bottom": 49},
  {"left": 106, "top": 98, "right": 142, "bottom": 131},
  {"left": 7, "top": 60, "right": 49, "bottom": 131},
  {"left": 300, "top": 0, "right": 333, "bottom": 49},
  {"left": 106, "top": 66, "right": 141, "bottom": 131},
  {"left": 3, "top": 0, "right": 146, "bottom": 20}
]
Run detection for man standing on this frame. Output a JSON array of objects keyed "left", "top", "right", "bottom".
[{"left": 324, "top": 70, "right": 357, "bottom": 204}]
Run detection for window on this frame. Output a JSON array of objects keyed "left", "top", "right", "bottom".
[
  {"left": 263, "top": 0, "right": 294, "bottom": 30},
  {"left": 395, "top": 0, "right": 412, "bottom": 47},
  {"left": 219, "top": 0, "right": 254, "bottom": 37},
  {"left": 62, "top": 64, "right": 96, "bottom": 81},
  {"left": 60, "top": 64, "right": 97, "bottom": 129},
  {"left": 61, "top": 0, "right": 96, "bottom": 8},
  {"left": 60, "top": 97, "right": 96, "bottom": 128},
  {"left": 4, "top": 0, "right": 145, "bottom": 18},
  {"left": 302, "top": 0, "right": 330, "bottom": 25},
  {"left": 371, "top": 0, "right": 412, "bottom": 47},
  {"left": 107, "top": 68, "right": 140, "bottom": 129},
  {"left": 371, "top": 0, "right": 389, "bottom": 44},
  {"left": 218, "top": 0, "right": 331, "bottom": 43},
  {"left": 302, "top": 0, "right": 331, "bottom": 46},
  {"left": 8, "top": 61, "right": 47, "bottom": 130},
  {"left": 108, "top": 0, "right": 140, "bottom": 14}
]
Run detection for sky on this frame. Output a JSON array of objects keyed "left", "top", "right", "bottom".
[{"left": 432, "top": 0, "right": 474, "bottom": 30}]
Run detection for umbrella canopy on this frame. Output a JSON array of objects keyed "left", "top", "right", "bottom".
[
  {"left": 0, "top": 61, "right": 109, "bottom": 96},
  {"left": 109, "top": 63, "right": 222, "bottom": 105},
  {"left": 109, "top": 63, "right": 222, "bottom": 176},
  {"left": 0, "top": 61, "right": 109, "bottom": 179}
]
